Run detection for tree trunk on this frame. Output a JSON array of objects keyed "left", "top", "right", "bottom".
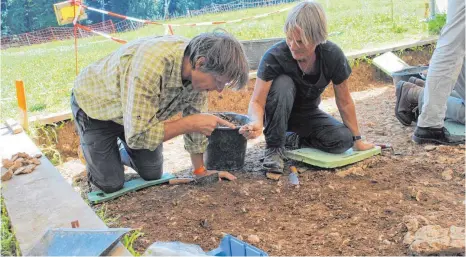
[{"left": 164, "top": 0, "right": 171, "bottom": 19}]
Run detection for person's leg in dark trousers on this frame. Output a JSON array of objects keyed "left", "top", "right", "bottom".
[
  {"left": 288, "top": 109, "right": 354, "bottom": 154},
  {"left": 263, "top": 75, "right": 296, "bottom": 173},
  {"left": 118, "top": 139, "right": 163, "bottom": 181},
  {"left": 71, "top": 94, "right": 163, "bottom": 193}
]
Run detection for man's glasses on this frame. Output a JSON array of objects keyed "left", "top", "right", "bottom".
[{"left": 216, "top": 77, "right": 234, "bottom": 90}]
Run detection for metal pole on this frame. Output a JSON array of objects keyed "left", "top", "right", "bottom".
[
  {"left": 430, "top": 0, "right": 436, "bottom": 20},
  {"left": 101, "top": 0, "right": 105, "bottom": 22}
]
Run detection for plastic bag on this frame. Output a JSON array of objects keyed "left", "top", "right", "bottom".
[{"left": 143, "top": 241, "right": 208, "bottom": 256}]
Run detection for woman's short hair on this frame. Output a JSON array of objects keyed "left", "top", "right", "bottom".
[{"left": 284, "top": 1, "right": 328, "bottom": 46}]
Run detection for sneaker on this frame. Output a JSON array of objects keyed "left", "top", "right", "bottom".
[
  {"left": 263, "top": 147, "right": 286, "bottom": 174},
  {"left": 285, "top": 132, "right": 301, "bottom": 149},
  {"left": 395, "top": 81, "right": 423, "bottom": 126},
  {"left": 413, "top": 126, "right": 465, "bottom": 145}
]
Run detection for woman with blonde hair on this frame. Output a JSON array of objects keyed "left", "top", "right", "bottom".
[{"left": 240, "top": 1, "right": 374, "bottom": 174}]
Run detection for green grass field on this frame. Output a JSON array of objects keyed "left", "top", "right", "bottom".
[{"left": 1, "top": 0, "right": 430, "bottom": 121}]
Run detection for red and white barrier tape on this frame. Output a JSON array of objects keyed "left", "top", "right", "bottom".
[
  {"left": 69, "top": 0, "right": 291, "bottom": 41},
  {"left": 75, "top": 24, "right": 127, "bottom": 44},
  {"left": 72, "top": 0, "right": 291, "bottom": 27}
]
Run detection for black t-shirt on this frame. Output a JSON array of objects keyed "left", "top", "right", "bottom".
[{"left": 257, "top": 40, "right": 351, "bottom": 101}]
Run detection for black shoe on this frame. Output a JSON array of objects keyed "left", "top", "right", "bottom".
[
  {"left": 413, "top": 126, "right": 465, "bottom": 145},
  {"left": 408, "top": 76, "right": 425, "bottom": 87},
  {"left": 395, "top": 81, "right": 423, "bottom": 126},
  {"left": 263, "top": 147, "right": 286, "bottom": 174},
  {"left": 285, "top": 132, "right": 301, "bottom": 149}
]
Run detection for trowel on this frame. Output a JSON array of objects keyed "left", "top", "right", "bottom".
[{"left": 288, "top": 165, "right": 299, "bottom": 186}]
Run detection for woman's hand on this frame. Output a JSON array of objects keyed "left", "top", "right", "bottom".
[
  {"left": 239, "top": 122, "right": 263, "bottom": 139},
  {"left": 353, "top": 140, "right": 375, "bottom": 151}
]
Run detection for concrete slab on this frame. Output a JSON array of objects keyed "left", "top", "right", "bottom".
[{"left": 0, "top": 128, "right": 131, "bottom": 256}]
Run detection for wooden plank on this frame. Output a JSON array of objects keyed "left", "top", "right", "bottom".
[
  {"left": 5, "top": 118, "right": 23, "bottom": 134},
  {"left": 0, "top": 128, "right": 131, "bottom": 256},
  {"left": 345, "top": 36, "right": 438, "bottom": 60},
  {"left": 28, "top": 110, "right": 72, "bottom": 125}
]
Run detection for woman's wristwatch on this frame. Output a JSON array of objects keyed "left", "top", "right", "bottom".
[{"left": 352, "top": 135, "right": 362, "bottom": 141}]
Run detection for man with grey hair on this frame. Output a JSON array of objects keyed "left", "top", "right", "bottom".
[
  {"left": 72, "top": 31, "right": 249, "bottom": 193},
  {"left": 240, "top": 1, "right": 374, "bottom": 174}
]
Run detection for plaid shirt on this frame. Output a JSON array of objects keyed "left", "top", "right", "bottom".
[{"left": 73, "top": 36, "right": 208, "bottom": 154}]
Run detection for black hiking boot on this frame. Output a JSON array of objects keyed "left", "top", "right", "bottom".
[
  {"left": 413, "top": 126, "right": 465, "bottom": 145},
  {"left": 408, "top": 76, "right": 426, "bottom": 87},
  {"left": 395, "top": 81, "right": 423, "bottom": 126},
  {"left": 284, "top": 132, "right": 301, "bottom": 149},
  {"left": 262, "top": 147, "right": 286, "bottom": 174}
]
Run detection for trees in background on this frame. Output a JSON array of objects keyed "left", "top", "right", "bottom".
[{"left": 0, "top": 0, "right": 231, "bottom": 35}]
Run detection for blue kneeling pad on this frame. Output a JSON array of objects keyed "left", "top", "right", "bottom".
[
  {"left": 88, "top": 173, "right": 175, "bottom": 204},
  {"left": 445, "top": 120, "right": 465, "bottom": 136},
  {"left": 286, "top": 146, "right": 382, "bottom": 169}
]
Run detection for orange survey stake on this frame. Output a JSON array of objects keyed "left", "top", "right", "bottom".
[
  {"left": 15, "top": 80, "right": 28, "bottom": 129},
  {"left": 15, "top": 80, "right": 26, "bottom": 111}
]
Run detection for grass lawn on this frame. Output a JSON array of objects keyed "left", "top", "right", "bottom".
[
  {"left": 1, "top": 197, "right": 21, "bottom": 256},
  {"left": 1, "top": 0, "right": 430, "bottom": 121}
]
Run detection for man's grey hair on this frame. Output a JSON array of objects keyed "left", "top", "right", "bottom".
[
  {"left": 284, "top": 1, "right": 328, "bottom": 46},
  {"left": 185, "top": 30, "right": 249, "bottom": 90}
]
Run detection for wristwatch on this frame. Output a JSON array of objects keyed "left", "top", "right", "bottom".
[{"left": 352, "top": 135, "right": 362, "bottom": 141}]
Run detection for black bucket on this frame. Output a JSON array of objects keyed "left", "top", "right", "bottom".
[
  {"left": 392, "top": 66, "right": 428, "bottom": 85},
  {"left": 204, "top": 112, "right": 250, "bottom": 171}
]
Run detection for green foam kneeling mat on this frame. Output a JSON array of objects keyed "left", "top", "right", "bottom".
[
  {"left": 286, "top": 146, "right": 382, "bottom": 169},
  {"left": 445, "top": 120, "right": 465, "bottom": 136},
  {"left": 88, "top": 173, "right": 175, "bottom": 204}
]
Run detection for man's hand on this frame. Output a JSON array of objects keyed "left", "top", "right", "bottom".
[
  {"left": 353, "top": 140, "right": 375, "bottom": 151},
  {"left": 239, "top": 122, "right": 263, "bottom": 139},
  {"left": 187, "top": 113, "right": 235, "bottom": 136}
]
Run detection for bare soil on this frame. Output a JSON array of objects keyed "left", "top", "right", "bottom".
[
  {"left": 32, "top": 46, "right": 466, "bottom": 255},
  {"left": 101, "top": 86, "right": 464, "bottom": 255}
]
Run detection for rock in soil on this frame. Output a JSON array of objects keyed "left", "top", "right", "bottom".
[
  {"left": 2, "top": 158, "right": 14, "bottom": 169},
  {"left": 441, "top": 169, "right": 453, "bottom": 181},
  {"left": 1, "top": 169, "right": 13, "bottom": 181},
  {"left": 14, "top": 164, "right": 36, "bottom": 175},
  {"left": 266, "top": 172, "right": 281, "bottom": 180},
  {"left": 424, "top": 145, "right": 437, "bottom": 152},
  {"left": 247, "top": 234, "right": 260, "bottom": 244},
  {"left": 2, "top": 152, "right": 41, "bottom": 178},
  {"left": 408, "top": 225, "right": 465, "bottom": 256}
]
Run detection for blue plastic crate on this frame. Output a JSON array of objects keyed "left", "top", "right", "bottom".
[{"left": 207, "top": 234, "right": 268, "bottom": 256}]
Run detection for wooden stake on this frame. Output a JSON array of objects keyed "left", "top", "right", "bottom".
[{"left": 15, "top": 80, "right": 28, "bottom": 130}]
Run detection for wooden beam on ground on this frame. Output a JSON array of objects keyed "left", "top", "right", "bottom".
[
  {"left": 345, "top": 36, "right": 438, "bottom": 60},
  {"left": 5, "top": 118, "right": 23, "bottom": 134},
  {"left": 0, "top": 128, "right": 131, "bottom": 256},
  {"left": 28, "top": 110, "right": 72, "bottom": 125}
]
